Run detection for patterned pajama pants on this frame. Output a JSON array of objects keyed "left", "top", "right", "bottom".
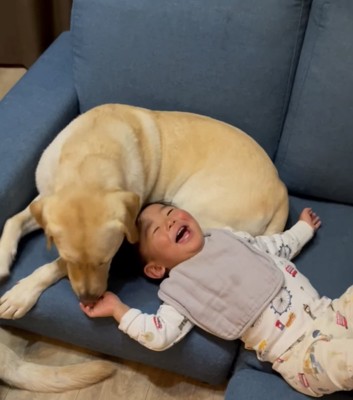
[{"left": 273, "top": 285, "right": 353, "bottom": 397}]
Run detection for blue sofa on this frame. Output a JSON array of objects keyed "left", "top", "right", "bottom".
[{"left": 1, "top": 0, "right": 353, "bottom": 398}]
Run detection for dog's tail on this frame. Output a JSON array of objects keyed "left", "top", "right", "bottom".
[{"left": 0, "top": 343, "right": 115, "bottom": 392}]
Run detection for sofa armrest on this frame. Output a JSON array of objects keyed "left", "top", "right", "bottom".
[{"left": 0, "top": 31, "right": 78, "bottom": 228}]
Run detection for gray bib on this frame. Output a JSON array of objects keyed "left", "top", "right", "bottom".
[{"left": 159, "top": 229, "right": 284, "bottom": 339}]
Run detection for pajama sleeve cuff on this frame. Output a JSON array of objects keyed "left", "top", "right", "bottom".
[{"left": 288, "top": 220, "right": 314, "bottom": 246}]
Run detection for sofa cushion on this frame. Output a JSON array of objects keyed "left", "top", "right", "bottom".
[
  {"left": 276, "top": 0, "right": 353, "bottom": 204},
  {"left": 71, "top": 0, "right": 311, "bottom": 157},
  {"left": 0, "top": 234, "right": 237, "bottom": 385},
  {"left": 226, "top": 352, "right": 353, "bottom": 400}
]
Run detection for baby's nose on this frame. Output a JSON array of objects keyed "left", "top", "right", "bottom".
[{"left": 168, "top": 219, "right": 176, "bottom": 229}]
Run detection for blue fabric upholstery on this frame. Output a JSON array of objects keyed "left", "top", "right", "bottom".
[
  {"left": 275, "top": 0, "right": 353, "bottom": 204},
  {"left": 0, "top": 234, "right": 237, "bottom": 385},
  {"left": 71, "top": 0, "right": 311, "bottom": 157},
  {"left": 0, "top": 0, "right": 353, "bottom": 397},
  {"left": 226, "top": 353, "right": 353, "bottom": 400},
  {"left": 0, "top": 32, "right": 78, "bottom": 228}
]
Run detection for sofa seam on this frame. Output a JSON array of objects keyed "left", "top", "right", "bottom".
[
  {"left": 273, "top": 0, "right": 309, "bottom": 161},
  {"left": 276, "top": 0, "right": 325, "bottom": 172}
]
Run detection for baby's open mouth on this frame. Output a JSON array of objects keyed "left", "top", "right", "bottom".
[{"left": 176, "top": 226, "right": 189, "bottom": 242}]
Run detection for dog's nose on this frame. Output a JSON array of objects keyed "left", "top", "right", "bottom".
[{"left": 79, "top": 294, "right": 100, "bottom": 307}]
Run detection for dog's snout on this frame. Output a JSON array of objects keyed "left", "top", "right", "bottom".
[{"left": 79, "top": 293, "right": 101, "bottom": 307}]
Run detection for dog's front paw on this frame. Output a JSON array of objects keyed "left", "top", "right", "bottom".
[{"left": 0, "top": 280, "right": 40, "bottom": 319}]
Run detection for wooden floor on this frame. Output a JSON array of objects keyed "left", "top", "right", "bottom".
[
  {"left": 0, "top": 326, "right": 226, "bottom": 399},
  {"left": 0, "top": 68, "right": 26, "bottom": 99}
]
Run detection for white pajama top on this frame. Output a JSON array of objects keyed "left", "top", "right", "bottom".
[{"left": 118, "top": 221, "right": 331, "bottom": 362}]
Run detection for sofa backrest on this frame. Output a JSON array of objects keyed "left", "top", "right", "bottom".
[
  {"left": 275, "top": 0, "right": 353, "bottom": 204},
  {"left": 71, "top": 0, "right": 312, "bottom": 158}
]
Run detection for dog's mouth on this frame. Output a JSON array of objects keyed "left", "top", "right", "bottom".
[{"left": 175, "top": 226, "right": 189, "bottom": 243}]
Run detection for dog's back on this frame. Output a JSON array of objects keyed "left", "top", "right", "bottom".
[
  {"left": 149, "top": 109, "right": 288, "bottom": 234},
  {"left": 35, "top": 103, "right": 288, "bottom": 235}
]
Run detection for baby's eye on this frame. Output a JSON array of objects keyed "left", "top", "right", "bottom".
[
  {"left": 166, "top": 208, "right": 174, "bottom": 216},
  {"left": 152, "top": 226, "right": 160, "bottom": 234}
]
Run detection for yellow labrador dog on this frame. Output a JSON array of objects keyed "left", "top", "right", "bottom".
[
  {"left": 0, "top": 342, "right": 115, "bottom": 391},
  {"left": 0, "top": 103, "right": 288, "bottom": 318}
]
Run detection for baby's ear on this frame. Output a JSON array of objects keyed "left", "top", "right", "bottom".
[{"left": 144, "top": 262, "right": 167, "bottom": 279}]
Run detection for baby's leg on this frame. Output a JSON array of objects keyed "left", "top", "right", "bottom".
[
  {"left": 308, "top": 285, "right": 353, "bottom": 391},
  {"left": 274, "top": 288, "right": 353, "bottom": 396},
  {"left": 304, "top": 287, "right": 353, "bottom": 392},
  {"left": 305, "top": 336, "right": 353, "bottom": 394}
]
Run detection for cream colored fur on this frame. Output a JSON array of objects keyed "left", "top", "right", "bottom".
[
  {"left": 0, "top": 103, "right": 288, "bottom": 309},
  {"left": 0, "top": 342, "right": 115, "bottom": 392}
]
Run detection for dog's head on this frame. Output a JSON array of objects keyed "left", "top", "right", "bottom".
[{"left": 30, "top": 189, "right": 140, "bottom": 305}]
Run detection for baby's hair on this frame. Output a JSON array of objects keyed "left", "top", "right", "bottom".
[
  {"left": 135, "top": 200, "right": 174, "bottom": 282},
  {"left": 136, "top": 200, "right": 175, "bottom": 223}
]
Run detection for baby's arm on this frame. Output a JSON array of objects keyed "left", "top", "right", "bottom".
[
  {"left": 119, "top": 304, "right": 193, "bottom": 350},
  {"left": 234, "top": 208, "right": 321, "bottom": 260},
  {"left": 80, "top": 292, "right": 193, "bottom": 351}
]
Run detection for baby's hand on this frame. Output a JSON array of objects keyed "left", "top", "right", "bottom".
[
  {"left": 299, "top": 208, "right": 321, "bottom": 232},
  {"left": 80, "top": 291, "right": 120, "bottom": 318},
  {"left": 80, "top": 291, "right": 130, "bottom": 322}
]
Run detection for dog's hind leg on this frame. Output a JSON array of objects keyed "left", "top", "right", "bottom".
[
  {"left": 262, "top": 188, "right": 289, "bottom": 235},
  {"left": 0, "top": 197, "right": 41, "bottom": 280}
]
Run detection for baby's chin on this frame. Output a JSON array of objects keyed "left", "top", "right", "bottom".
[{"left": 188, "top": 234, "right": 205, "bottom": 254}]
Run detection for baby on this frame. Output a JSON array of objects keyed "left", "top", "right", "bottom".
[{"left": 81, "top": 203, "right": 353, "bottom": 397}]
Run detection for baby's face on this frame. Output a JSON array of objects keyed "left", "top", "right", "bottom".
[{"left": 137, "top": 204, "right": 205, "bottom": 269}]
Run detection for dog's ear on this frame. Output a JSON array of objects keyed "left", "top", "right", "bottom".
[
  {"left": 119, "top": 191, "right": 140, "bottom": 243},
  {"left": 30, "top": 197, "right": 46, "bottom": 229},
  {"left": 106, "top": 191, "right": 141, "bottom": 244},
  {"left": 30, "top": 197, "right": 55, "bottom": 249}
]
